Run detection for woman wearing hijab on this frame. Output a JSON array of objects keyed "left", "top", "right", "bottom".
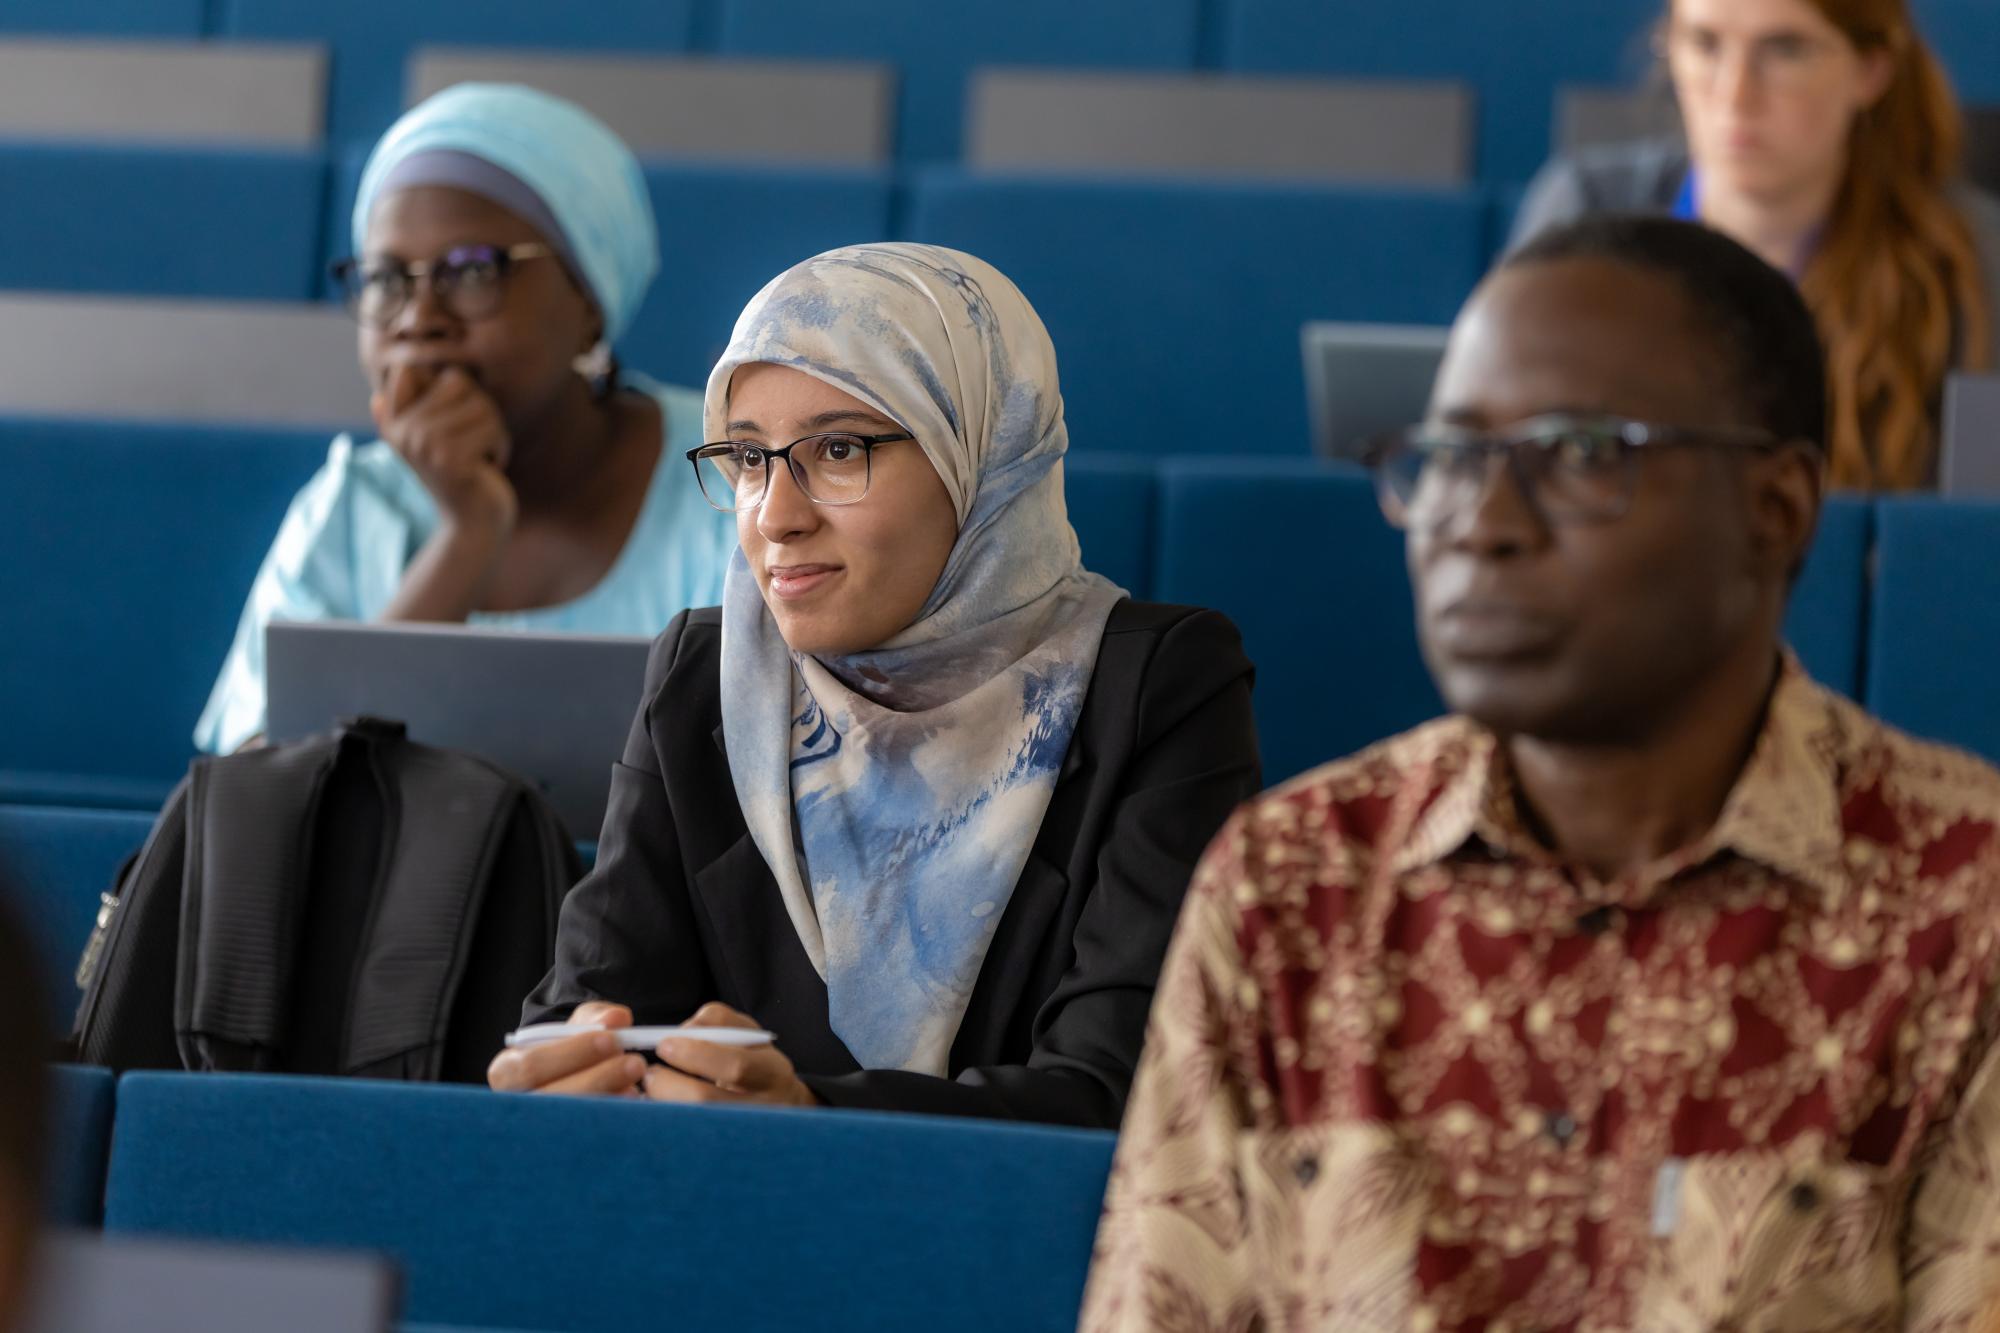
[
  {"left": 195, "top": 83, "right": 734, "bottom": 754},
  {"left": 488, "top": 243, "right": 1260, "bottom": 1125}
]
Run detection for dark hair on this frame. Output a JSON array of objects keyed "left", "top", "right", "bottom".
[
  {"left": 0, "top": 884, "right": 49, "bottom": 1221},
  {"left": 1506, "top": 215, "right": 1829, "bottom": 456}
]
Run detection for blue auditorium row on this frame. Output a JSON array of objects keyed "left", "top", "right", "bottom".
[
  {"left": 0, "top": 148, "right": 1490, "bottom": 450},
  {"left": 4, "top": 0, "right": 1995, "bottom": 179},
  {"left": 5, "top": 428, "right": 2000, "bottom": 994},
  {"left": 0, "top": 422, "right": 1986, "bottom": 800},
  {"left": 42, "top": 1065, "right": 1111, "bottom": 1332}
]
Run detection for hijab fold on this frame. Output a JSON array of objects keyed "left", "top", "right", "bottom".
[{"left": 708, "top": 243, "right": 1125, "bottom": 1076}]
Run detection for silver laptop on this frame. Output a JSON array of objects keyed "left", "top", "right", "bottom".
[
  {"left": 26, "top": 1230, "right": 397, "bottom": 1332},
  {"left": 1301, "top": 321, "right": 1449, "bottom": 461},
  {"left": 1941, "top": 372, "right": 2000, "bottom": 498},
  {"left": 265, "top": 620, "right": 654, "bottom": 841}
]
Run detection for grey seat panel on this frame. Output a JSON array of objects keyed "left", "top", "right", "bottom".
[
  {"left": 966, "top": 69, "right": 1471, "bottom": 185},
  {"left": 408, "top": 48, "right": 893, "bottom": 166}
]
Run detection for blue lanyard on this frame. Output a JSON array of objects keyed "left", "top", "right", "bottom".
[
  {"left": 1672, "top": 169, "right": 1700, "bottom": 221},
  {"left": 1672, "top": 168, "right": 1819, "bottom": 278}
]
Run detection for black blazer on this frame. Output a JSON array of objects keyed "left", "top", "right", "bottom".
[{"left": 523, "top": 599, "right": 1260, "bottom": 1127}]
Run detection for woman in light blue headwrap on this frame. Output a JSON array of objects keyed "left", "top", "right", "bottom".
[
  {"left": 195, "top": 83, "right": 735, "bottom": 754},
  {"left": 492, "top": 243, "right": 1261, "bottom": 1126}
]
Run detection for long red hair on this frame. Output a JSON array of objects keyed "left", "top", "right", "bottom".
[{"left": 1790, "top": 0, "right": 1992, "bottom": 488}]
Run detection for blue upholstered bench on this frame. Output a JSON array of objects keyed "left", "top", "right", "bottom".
[
  {"left": 46, "top": 1065, "right": 115, "bottom": 1227},
  {"left": 0, "top": 806, "right": 153, "bottom": 1015},
  {"left": 105, "top": 1073, "right": 1115, "bottom": 1333},
  {"left": 909, "top": 172, "right": 1487, "bottom": 457}
]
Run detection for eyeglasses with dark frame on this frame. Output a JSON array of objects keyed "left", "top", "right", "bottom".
[
  {"left": 1363, "top": 413, "right": 1783, "bottom": 529},
  {"left": 686, "top": 432, "right": 916, "bottom": 512},
  {"left": 330, "top": 242, "right": 557, "bottom": 328}
]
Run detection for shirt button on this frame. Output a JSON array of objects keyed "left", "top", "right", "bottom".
[
  {"left": 1576, "top": 906, "right": 1617, "bottom": 936},
  {"left": 1545, "top": 1112, "right": 1579, "bottom": 1145}
]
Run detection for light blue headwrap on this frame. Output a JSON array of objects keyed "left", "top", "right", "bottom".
[
  {"left": 709, "top": 243, "right": 1126, "bottom": 1076},
  {"left": 352, "top": 83, "right": 658, "bottom": 343}
]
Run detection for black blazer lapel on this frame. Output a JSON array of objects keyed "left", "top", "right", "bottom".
[{"left": 687, "top": 830, "right": 859, "bottom": 1075}]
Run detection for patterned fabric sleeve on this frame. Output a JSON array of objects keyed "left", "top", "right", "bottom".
[
  {"left": 1079, "top": 811, "right": 1265, "bottom": 1333},
  {"left": 1904, "top": 987, "right": 2000, "bottom": 1332}
]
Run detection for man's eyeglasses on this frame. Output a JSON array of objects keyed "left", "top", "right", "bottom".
[
  {"left": 330, "top": 243, "right": 557, "bottom": 328},
  {"left": 1364, "top": 414, "right": 1781, "bottom": 529},
  {"left": 686, "top": 432, "right": 916, "bottom": 512}
]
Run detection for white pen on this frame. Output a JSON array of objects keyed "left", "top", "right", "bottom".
[{"left": 504, "top": 1022, "right": 777, "bottom": 1050}]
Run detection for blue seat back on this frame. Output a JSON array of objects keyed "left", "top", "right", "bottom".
[
  {"left": 107, "top": 1074, "right": 1115, "bottom": 1333},
  {"left": 1914, "top": 0, "right": 2000, "bottom": 101},
  {"left": 1218, "top": 0, "right": 1660, "bottom": 182},
  {"left": 0, "top": 0, "right": 201, "bottom": 36},
  {"left": 714, "top": 0, "right": 1202, "bottom": 163},
  {"left": 215, "top": 0, "right": 697, "bottom": 147},
  {"left": 0, "top": 144, "right": 324, "bottom": 300},
  {"left": 0, "top": 418, "right": 329, "bottom": 806},
  {"left": 0, "top": 806, "right": 153, "bottom": 1014},
  {"left": 623, "top": 165, "right": 898, "bottom": 388},
  {"left": 1788, "top": 496, "right": 1873, "bottom": 701},
  {"left": 910, "top": 173, "right": 1485, "bottom": 456},
  {"left": 1065, "top": 454, "right": 1157, "bottom": 598},
  {"left": 1155, "top": 459, "right": 1433, "bottom": 784},
  {"left": 1867, "top": 497, "right": 2000, "bottom": 763},
  {"left": 46, "top": 1065, "right": 116, "bottom": 1227}
]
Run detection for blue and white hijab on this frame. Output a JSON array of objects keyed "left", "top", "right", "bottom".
[{"left": 707, "top": 243, "right": 1125, "bottom": 1076}]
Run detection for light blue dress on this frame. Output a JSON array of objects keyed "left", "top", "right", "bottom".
[{"left": 194, "top": 374, "right": 735, "bottom": 754}]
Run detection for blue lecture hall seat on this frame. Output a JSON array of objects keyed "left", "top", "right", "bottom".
[
  {"left": 909, "top": 172, "right": 1485, "bottom": 456},
  {"left": 105, "top": 1074, "right": 1116, "bottom": 1333},
  {"left": 0, "top": 144, "right": 326, "bottom": 301},
  {"left": 1912, "top": 0, "right": 2000, "bottom": 102},
  {"left": 0, "top": 0, "right": 201, "bottom": 36},
  {"left": 1218, "top": 0, "right": 1663, "bottom": 184},
  {"left": 1154, "top": 459, "right": 1436, "bottom": 785},
  {"left": 45, "top": 1066, "right": 116, "bottom": 1228},
  {"left": 0, "top": 805, "right": 152, "bottom": 1015},
  {"left": 1785, "top": 495, "right": 1873, "bottom": 703},
  {"left": 1867, "top": 497, "right": 2000, "bottom": 766},
  {"left": 713, "top": 0, "right": 1203, "bottom": 163},
  {"left": 0, "top": 418, "right": 331, "bottom": 808},
  {"left": 624, "top": 164, "right": 898, "bottom": 389},
  {"left": 1064, "top": 454, "right": 1158, "bottom": 600},
  {"left": 213, "top": 0, "right": 699, "bottom": 148}
]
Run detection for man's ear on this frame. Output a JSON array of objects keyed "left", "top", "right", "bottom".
[{"left": 1748, "top": 442, "right": 1825, "bottom": 582}]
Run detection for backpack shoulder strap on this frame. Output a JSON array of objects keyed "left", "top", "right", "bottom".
[
  {"left": 342, "top": 739, "right": 522, "bottom": 1076},
  {"left": 176, "top": 735, "right": 343, "bottom": 1068}
]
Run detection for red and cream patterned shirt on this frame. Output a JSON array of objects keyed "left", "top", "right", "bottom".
[{"left": 1082, "top": 663, "right": 2000, "bottom": 1332}]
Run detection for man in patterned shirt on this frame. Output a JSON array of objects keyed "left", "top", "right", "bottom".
[{"left": 1081, "top": 216, "right": 2000, "bottom": 1332}]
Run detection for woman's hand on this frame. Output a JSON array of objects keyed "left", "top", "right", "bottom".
[
  {"left": 643, "top": 1002, "right": 819, "bottom": 1108},
  {"left": 486, "top": 1001, "right": 646, "bottom": 1096},
  {"left": 373, "top": 364, "right": 518, "bottom": 536}
]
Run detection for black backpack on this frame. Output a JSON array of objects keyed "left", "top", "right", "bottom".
[{"left": 71, "top": 717, "right": 581, "bottom": 1082}]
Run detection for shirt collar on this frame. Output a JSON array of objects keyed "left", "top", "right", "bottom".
[{"left": 1390, "top": 654, "right": 1850, "bottom": 907}]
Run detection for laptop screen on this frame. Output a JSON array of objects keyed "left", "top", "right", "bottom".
[{"left": 26, "top": 1231, "right": 397, "bottom": 1333}]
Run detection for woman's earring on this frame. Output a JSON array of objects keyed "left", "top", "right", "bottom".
[{"left": 573, "top": 339, "right": 614, "bottom": 388}]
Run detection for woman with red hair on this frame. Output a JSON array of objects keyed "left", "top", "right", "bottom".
[{"left": 1513, "top": 0, "right": 1998, "bottom": 491}]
